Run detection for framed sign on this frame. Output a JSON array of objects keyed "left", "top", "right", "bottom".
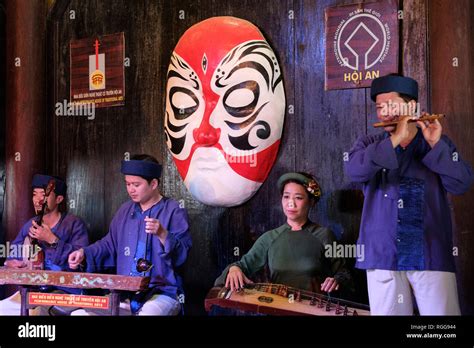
[
  {"left": 325, "top": 0, "right": 399, "bottom": 90},
  {"left": 70, "top": 32, "right": 125, "bottom": 108},
  {"left": 29, "top": 292, "right": 110, "bottom": 309}
]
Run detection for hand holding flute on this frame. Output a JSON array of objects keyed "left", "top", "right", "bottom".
[
  {"left": 385, "top": 113, "right": 443, "bottom": 149},
  {"left": 373, "top": 114, "right": 445, "bottom": 128}
]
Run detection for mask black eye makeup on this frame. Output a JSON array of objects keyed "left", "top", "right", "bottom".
[
  {"left": 165, "top": 108, "right": 187, "bottom": 155},
  {"left": 169, "top": 86, "right": 200, "bottom": 120},
  {"left": 212, "top": 41, "right": 283, "bottom": 152},
  {"left": 165, "top": 53, "right": 204, "bottom": 157},
  {"left": 223, "top": 80, "right": 259, "bottom": 118}
]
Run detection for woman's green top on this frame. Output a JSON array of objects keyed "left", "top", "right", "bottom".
[{"left": 215, "top": 221, "right": 351, "bottom": 292}]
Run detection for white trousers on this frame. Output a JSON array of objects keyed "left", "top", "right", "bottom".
[
  {"left": 0, "top": 291, "right": 46, "bottom": 316},
  {"left": 71, "top": 293, "right": 181, "bottom": 316},
  {"left": 366, "top": 269, "right": 461, "bottom": 315}
]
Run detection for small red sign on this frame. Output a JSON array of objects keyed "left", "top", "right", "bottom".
[
  {"left": 28, "top": 292, "right": 109, "bottom": 309},
  {"left": 70, "top": 32, "right": 125, "bottom": 107}
]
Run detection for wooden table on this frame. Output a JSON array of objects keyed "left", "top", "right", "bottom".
[{"left": 0, "top": 267, "right": 149, "bottom": 315}]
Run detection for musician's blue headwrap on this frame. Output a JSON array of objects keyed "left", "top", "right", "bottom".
[
  {"left": 121, "top": 160, "right": 162, "bottom": 179},
  {"left": 32, "top": 174, "right": 67, "bottom": 196},
  {"left": 371, "top": 75, "right": 418, "bottom": 102}
]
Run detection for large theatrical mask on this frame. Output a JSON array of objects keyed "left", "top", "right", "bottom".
[{"left": 165, "top": 17, "right": 286, "bottom": 207}]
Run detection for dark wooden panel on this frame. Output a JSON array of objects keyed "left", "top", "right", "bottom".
[
  {"left": 3, "top": 0, "right": 49, "bottom": 299},
  {"left": 296, "top": 0, "right": 366, "bottom": 238},
  {"left": 0, "top": 0, "right": 6, "bottom": 302},
  {"left": 4, "top": 0, "right": 48, "bottom": 248},
  {"left": 0, "top": 0, "right": 6, "bottom": 228},
  {"left": 429, "top": 0, "right": 474, "bottom": 315},
  {"left": 402, "top": 0, "right": 429, "bottom": 112},
  {"left": 52, "top": 0, "right": 108, "bottom": 241},
  {"left": 295, "top": 0, "right": 369, "bottom": 304}
]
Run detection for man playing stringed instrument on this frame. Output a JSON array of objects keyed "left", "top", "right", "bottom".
[
  {"left": 68, "top": 154, "right": 192, "bottom": 316},
  {"left": 345, "top": 74, "right": 474, "bottom": 315},
  {"left": 0, "top": 174, "right": 89, "bottom": 315}
]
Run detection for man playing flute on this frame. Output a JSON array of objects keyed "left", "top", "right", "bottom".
[{"left": 345, "top": 74, "right": 473, "bottom": 315}]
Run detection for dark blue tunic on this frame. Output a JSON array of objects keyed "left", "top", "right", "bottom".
[{"left": 345, "top": 129, "right": 473, "bottom": 271}]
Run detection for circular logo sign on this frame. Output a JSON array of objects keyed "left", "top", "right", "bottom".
[{"left": 334, "top": 8, "right": 391, "bottom": 71}]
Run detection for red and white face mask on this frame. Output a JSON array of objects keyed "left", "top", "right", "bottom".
[{"left": 165, "top": 17, "right": 285, "bottom": 207}]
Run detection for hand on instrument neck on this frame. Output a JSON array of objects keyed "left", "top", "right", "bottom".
[{"left": 30, "top": 219, "right": 59, "bottom": 244}]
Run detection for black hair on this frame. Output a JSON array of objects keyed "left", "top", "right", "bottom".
[
  {"left": 32, "top": 185, "right": 66, "bottom": 212},
  {"left": 130, "top": 154, "right": 161, "bottom": 184},
  {"left": 279, "top": 172, "right": 320, "bottom": 204}
]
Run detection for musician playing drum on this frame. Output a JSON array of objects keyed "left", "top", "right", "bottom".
[
  {"left": 0, "top": 174, "right": 89, "bottom": 315},
  {"left": 215, "top": 172, "right": 352, "bottom": 300},
  {"left": 345, "top": 74, "right": 473, "bottom": 315}
]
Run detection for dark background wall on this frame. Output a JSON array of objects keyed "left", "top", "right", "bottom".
[
  {"left": 0, "top": 0, "right": 5, "bottom": 222},
  {"left": 1, "top": 0, "right": 472, "bottom": 315},
  {"left": 0, "top": 0, "right": 6, "bottom": 300},
  {"left": 429, "top": 0, "right": 474, "bottom": 317}
]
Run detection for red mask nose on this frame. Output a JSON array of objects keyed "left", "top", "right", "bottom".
[{"left": 193, "top": 127, "right": 221, "bottom": 147}]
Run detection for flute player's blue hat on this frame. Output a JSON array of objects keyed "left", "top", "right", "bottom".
[
  {"left": 371, "top": 75, "right": 418, "bottom": 102},
  {"left": 121, "top": 160, "right": 162, "bottom": 179},
  {"left": 32, "top": 174, "right": 67, "bottom": 196}
]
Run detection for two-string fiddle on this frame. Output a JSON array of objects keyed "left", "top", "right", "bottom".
[
  {"left": 136, "top": 212, "right": 153, "bottom": 274},
  {"left": 27, "top": 179, "right": 56, "bottom": 270}
]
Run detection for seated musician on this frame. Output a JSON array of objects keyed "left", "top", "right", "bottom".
[
  {"left": 214, "top": 172, "right": 352, "bottom": 306},
  {"left": 0, "top": 174, "right": 89, "bottom": 315},
  {"left": 68, "top": 154, "right": 192, "bottom": 316}
]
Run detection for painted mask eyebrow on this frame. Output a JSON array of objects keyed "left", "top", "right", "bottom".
[
  {"left": 216, "top": 41, "right": 279, "bottom": 92},
  {"left": 168, "top": 54, "right": 200, "bottom": 91}
]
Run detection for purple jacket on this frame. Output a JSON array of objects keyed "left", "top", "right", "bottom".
[
  {"left": 83, "top": 197, "right": 192, "bottom": 299},
  {"left": 345, "top": 129, "right": 473, "bottom": 271},
  {"left": 10, "top": 212, "right": 89, "bottom": 270}
]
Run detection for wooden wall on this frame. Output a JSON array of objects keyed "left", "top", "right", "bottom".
[
  {"left": 0, "top": 0, "right": 6, "bottom": 300},
  {"left": 40, "top": 0, "right": 474, "bottom": 314},
  {"left": 429, "top": 0, "right": 474, "bottom": 314},
  {"left": 0, "top": 0, "right": 6, "bottom": 229}
]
